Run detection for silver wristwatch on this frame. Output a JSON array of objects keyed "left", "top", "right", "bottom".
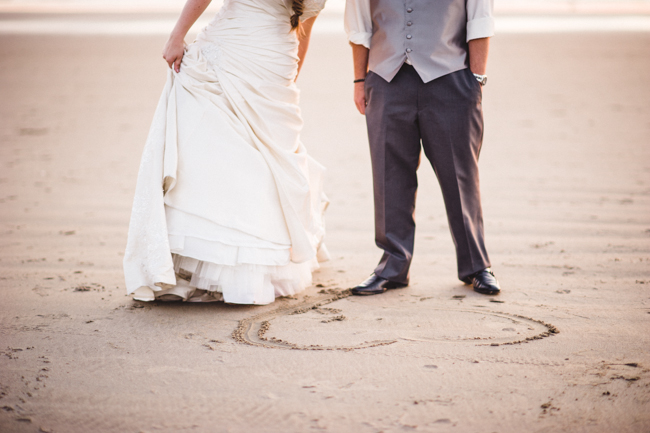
[{"left": 473, "top": 73, "right": 487, "bottom": 86}]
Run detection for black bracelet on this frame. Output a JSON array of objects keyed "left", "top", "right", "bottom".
[{"left": 353, "top": 78, "right": 365, "bottom": 83}]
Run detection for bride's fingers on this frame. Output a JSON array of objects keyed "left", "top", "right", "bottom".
[
  {"left": 162, "top": 53, "right": 173, "bottom": 69},
  {"left": 174, "top": 56, "right": 182, "bottom": 73}
]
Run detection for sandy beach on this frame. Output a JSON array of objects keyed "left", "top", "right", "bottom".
[{"left": 0, "top": 10, "right": 649, "bottom": 433}]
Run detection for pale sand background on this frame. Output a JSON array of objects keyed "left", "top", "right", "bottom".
[
  {"left": 1, "top": 0, "right": 649, "bottom": 14},
  {"left": 0, "top": 11, "right": 650, "bottom": 433}
]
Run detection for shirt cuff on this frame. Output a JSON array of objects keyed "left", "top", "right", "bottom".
[
  {"left": 466, "top": 16, "right": 495, "bottom": 42},
  {"left": 348, "top": 32, "right": 372, "bottom": 49}
]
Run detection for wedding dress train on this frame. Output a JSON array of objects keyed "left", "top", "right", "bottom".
[{"left": 123, "top": 0, "right": 328, "bottom": 304}]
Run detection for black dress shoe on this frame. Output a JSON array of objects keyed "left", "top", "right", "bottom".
[
  {"left": 351, "top": 274, "right": 407, "bottom": 296},
  {"left": 463, "top": 268, "right": 500, "bottom": 295}
]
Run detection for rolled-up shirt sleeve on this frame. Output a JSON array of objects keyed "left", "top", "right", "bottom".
[
  {"left": 344, "top": 0, "right": 372, "bottom": 49},
  {"left": 466, "top": 0, "right": 495, "bottom": 42}
]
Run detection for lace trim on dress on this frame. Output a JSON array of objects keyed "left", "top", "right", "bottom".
[
  {"left": 200, "top": 43, "right": 222, "bottom": 66},
  {"left": 132, "top": 253, "right": 317, "bottom": 304}
]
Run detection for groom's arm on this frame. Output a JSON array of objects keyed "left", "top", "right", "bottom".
[
  {"left": 468, "top": 37, "right": 490, "bottom": 76},
  {"left": 466, "top": 0, "right": 494, "bottom": 77},
  {"left": 345, "top": 0, "right": 371, "bottom": 115},
  {"left": 351, "top": 43, "right": 369, "bottom": 115}
]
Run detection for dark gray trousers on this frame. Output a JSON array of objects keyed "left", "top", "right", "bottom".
[{"left": 365, "top": 64, "right": 491, "bottom": 283}]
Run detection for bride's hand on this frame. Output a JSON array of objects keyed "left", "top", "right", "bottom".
[{"left": 162, "top": 36, "right": 186, "bottom": 73}]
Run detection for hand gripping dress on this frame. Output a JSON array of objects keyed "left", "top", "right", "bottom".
[{"left": 123, "top": 0, "right": 329, "bottom": 304}]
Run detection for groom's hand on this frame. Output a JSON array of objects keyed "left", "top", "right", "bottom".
[{"left": 354, "top": 82, "right": 366, "bottom": 115}]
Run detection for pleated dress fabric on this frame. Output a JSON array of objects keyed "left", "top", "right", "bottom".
[{"left": 123, "top": 0, "right": 329, "bottom": 304}]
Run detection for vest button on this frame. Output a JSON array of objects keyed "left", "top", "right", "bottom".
[
  {"left": 406, "top": 8, "right": 413, "bottom": 13},
  {"left": 407, "top": 21, "right": 413, "bottom": 26},
  {"left": 406, "top": 48, "right": 412, "bottom": 53},
  {"left": 406, "top": 34, "right": 412, "bottom": 39}
]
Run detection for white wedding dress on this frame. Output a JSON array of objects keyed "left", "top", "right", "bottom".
[{"left": 123, "top": 0, "right": 329, "bottom": 304}]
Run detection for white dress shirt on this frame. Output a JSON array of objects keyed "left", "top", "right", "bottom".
[{"left": 344, "top": 0, "right": 495, "bottom": 49}]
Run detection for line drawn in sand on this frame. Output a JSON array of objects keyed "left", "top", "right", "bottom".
[
  {"left": 233, "top": 289, "right": 396, "bottom": 351},
  {"left": 232, "top": 289, "right": 559, "bottom": 350},
  {"left": 398, "top": 309, "right": 560, "bottom": 346}
]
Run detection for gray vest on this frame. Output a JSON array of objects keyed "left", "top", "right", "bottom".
[{"left": 368, "top": 0, "right": 469, "bottom": 83}]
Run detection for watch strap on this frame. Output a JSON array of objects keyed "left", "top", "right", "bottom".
[{"left": 473, "top": 73, "right": 487, "bottom": 86}]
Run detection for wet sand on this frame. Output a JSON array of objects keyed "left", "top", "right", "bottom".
[{"left": 0, "top": 24, "right": 649, "bottom": 433}]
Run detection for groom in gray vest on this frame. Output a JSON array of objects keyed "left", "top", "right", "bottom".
[{"left": 344, "top": 0, "right": 501, "bottom": 295}]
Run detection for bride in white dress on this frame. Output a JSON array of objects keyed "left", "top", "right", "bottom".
[{"left": 123, "top": 0, "right": 329, "bottom": 304}]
